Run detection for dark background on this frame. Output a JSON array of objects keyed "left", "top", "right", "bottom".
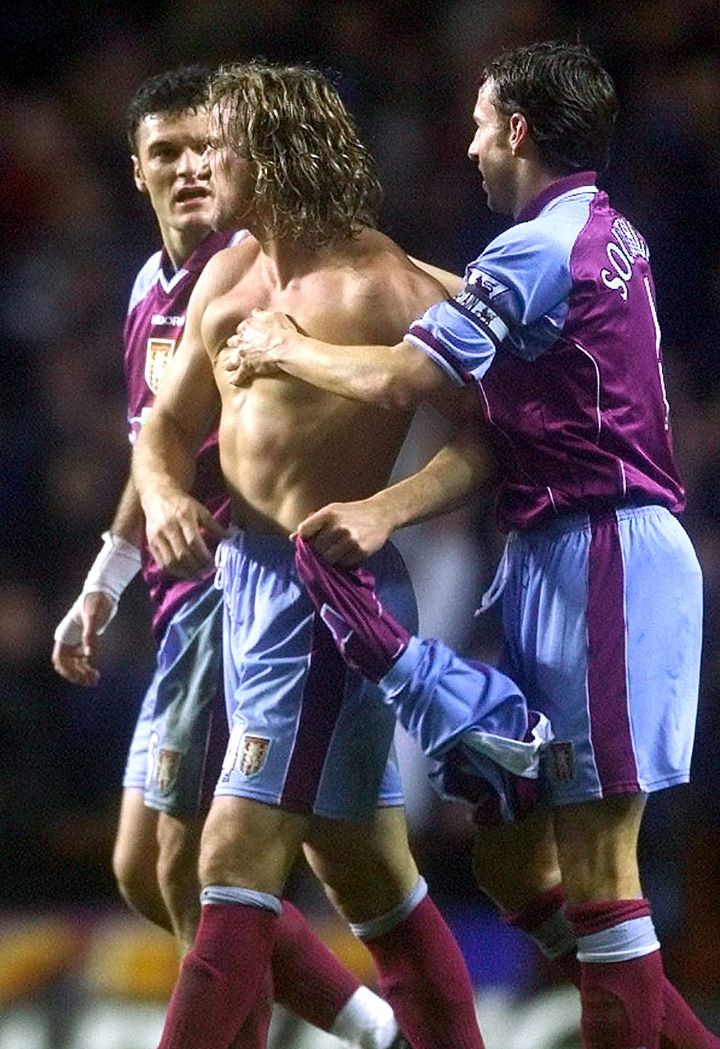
[{"left": 1, "top": 0, "right": 719, "bottom": 1013}]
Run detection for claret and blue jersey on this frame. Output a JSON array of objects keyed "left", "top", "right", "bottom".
[
  {"left": 123, "top": 229, "right": 246, "bottom": 639},
  {"left": 406, "top": 171, "right": 684, "bottom": 533}
]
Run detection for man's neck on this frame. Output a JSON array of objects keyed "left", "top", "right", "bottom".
[
  {"left": 162, "top": 227, "right": 212, "bottom": 272},
  {"left": 511, "top": 167, "right": 559, "bottom": 220},
  {"left": 256, "top": 235, "right": 338, "bottom": 289}
]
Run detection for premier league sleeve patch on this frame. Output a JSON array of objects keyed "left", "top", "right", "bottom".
[{"left": 450, "top": 268, "right": 517, "bottom": 351}]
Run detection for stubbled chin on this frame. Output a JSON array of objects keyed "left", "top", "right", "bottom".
[
  {"left": 181, "top": 212, "right": 214, "bottom": 229},
  {"left": 175, "top": 203, "right": 214, "bottom": 220}
]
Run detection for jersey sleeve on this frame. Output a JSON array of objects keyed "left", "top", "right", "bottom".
[
  {"left": 122, "top": 252, "right": 162, "bottom": 443},
  {"left": 406, "top": 220, "right": 574, "bottom": 384}
]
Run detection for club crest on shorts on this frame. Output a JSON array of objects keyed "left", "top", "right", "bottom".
[
  {"left": 550, "top": 741, "right": 575, "bottom": 783},
  {"left": 145, "top": 337, "right": 176, "bottom": 393},
  {"left": 238, "top": 734, "right": 270, "bottom": 777},
  {"left": 155, "top": 748, "right": 182, "bottom": 794}
]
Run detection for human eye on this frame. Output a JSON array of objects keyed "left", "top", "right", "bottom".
[{"left": 150, "top": 141, "right": 177, "bottom": 162}]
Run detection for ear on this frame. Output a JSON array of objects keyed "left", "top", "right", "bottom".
[
  {"left": 508, "top": 112, "right": 529, "bottom": 155},
  {"left": 132, "top": 155, "right": 147, "bottom": 195}
]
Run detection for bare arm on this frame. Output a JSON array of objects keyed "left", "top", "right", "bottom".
[
  {"left": 223, "top": 308, "right": 454, "bottom": 412},
  {"left": 52, "top": 473, "right": 146, "bottom": 686},
  {"left": 132, "top": 263, "right": 228, "bottom": 577},
  {"left": 297, "top": 418, "right": 496, "bottom": 564},
  {"left": 108, "top": 474, "right": 145, "bottom": 546},
  {"left": 408, "top": 257, "right": 463, "bottom": 297}
]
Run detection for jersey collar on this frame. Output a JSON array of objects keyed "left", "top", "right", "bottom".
[
  {"left": 516, "top": 170, "right": 598, "bottom": 224},
  {"left": 159, "top": 229, "right": 239, "bottom": 280}
]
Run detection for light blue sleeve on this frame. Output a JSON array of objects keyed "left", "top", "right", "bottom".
[{"left": 406, "top": 217, "right": 575, "bottom": 383}]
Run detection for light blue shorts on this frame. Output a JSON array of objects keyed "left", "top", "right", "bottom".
[
  {"left": 122, "top": 582, "right": 227, "bottom": 817},
  {"left": 215, "top": 530, "right": 418, "bottom": 821},
  {"left": 498, "top": 505, "right": 703, "bottom": 806}
]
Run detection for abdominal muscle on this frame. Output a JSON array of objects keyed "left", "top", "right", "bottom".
[{"left": 216, "top": 370, "right": 409, "bottom": 535}]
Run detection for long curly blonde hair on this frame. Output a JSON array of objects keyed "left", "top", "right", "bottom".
[{"left": 209, "top": 61, "right": 383, "bottom": 247}]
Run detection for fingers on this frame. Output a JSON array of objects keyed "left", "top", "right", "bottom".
[
  {"left": 150, "top": 525, "right": 213, "bottom": 577},
  {"left": 147, "top": 501, "right": 220, "bottom": 578},
  {"left": 230, "top": 314, "right": 268, "bottom": 348},
  {"left": 222, "top": 310, "right": 298, "bottom": 388},
  {"left": 318, "top": 538, "right": 358, "bottom": 565},
  {"left": 294, "top": 509, "right": 362, "bottom": 565},
  {"left": 51, "top": 642, "right": 100, "bottom": 686},
  {"left": 224, "top": 358, "right": 255, "bottom": 387},
  {"left": 203, "top": 512, "right": 231, "bottom": 539},
  {"left": 295, "top": 502, "right": 388, "bottom": 566},
  {"left": 295, "top": 510, "right": 324, "bottom": 539}
]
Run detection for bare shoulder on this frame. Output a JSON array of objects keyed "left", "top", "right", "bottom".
[
  {"left": 197, "top": 235, "right": 262, "bottom": 298},
  {"left": 342, "top": 229, "right": 447, "bottom": 333}
]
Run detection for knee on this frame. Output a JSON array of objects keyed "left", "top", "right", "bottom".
[
  {"left": 155, "top": 815, "right": 202, "bottom": 900},
  {"left": 197, "top": 813, "right": 241, "bottom": 887},
  {"left": 305, "top": 823, "right": 419, "bottom": 922},
  {"left": 112, "top": 836, "right": 158, "bottom": 916},
  {"left": 553, "top": 795, "right": 645, "bottom": 903},
  {"left": 197, "top": 798, "right": 305, "bottom": 894},
  {"left": 471, "top": 815, "right": 561, "bottom": 913}
]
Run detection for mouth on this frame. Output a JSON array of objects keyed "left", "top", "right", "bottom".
[{"left": 174, "top": 186, "right": 211, "bottom": 205}]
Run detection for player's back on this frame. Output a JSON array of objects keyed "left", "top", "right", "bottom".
[{"left": 205, "top": 228, "right": 444, "bottom": 533}]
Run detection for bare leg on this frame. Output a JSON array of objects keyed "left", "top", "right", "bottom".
[
  {"left": 157, "top": 796, "right": 307, "bottom": 1049},
  {"left": 471, "top": 808, "right": 559, "bottom": 912},
  {"left": 471, "top": 806, "right": 719, "bottom": 1049},
  {"left": 306, "top": 807, "right": 485, "bottom": 1049},
  {"left": 156, "top": 811, "right": 204, "bottom": 954},
  {"left": 112, "top": 788, "right": 172, "bottom": 932}
]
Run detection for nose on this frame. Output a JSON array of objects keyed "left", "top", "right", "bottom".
[
  {"left": 197, "top": 145, "right": 212, "bottom": 181},
  {"left": 178, "top": 146, "right": 204, "bottom": 179},
  {"left": 468, "top": 131, "right": 480, "bottom": 161}
]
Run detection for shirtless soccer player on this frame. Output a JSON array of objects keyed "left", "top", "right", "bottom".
[
  {"left": 132, "top": 61, "right": 549, "bottom": 1049},
  {"left": 51, "top": 65, "right": 420, "bottom": 1049}
]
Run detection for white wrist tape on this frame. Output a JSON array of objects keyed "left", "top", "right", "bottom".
[
  {"left": 53, "top": 532, "right": 142, "bottom": 645},
  {"left": 53, "top": 595, "right": 86, "bottom": 646},
  {"left": 83, "top": 531, "right": 142, "bottom": 601}
]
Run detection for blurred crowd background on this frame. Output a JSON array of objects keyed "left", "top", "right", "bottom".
[{"left": 2, "top": 0, "right": 720, "bottom": 1045}]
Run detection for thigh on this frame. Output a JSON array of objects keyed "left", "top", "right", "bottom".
[
  {"left": 553, "top": 792, "right": 646, "bottom": 903},
  {"left": 303, "top": 806, "right": 419, "bottom": 922},
  {"left": 503, "top": 507, "right": 702, "bottom": 807},
  {"left": 471, "top": 808, "right": 560, "bottom": 912},
  {"left": 145, "top": 584, "right": 227, "bottom": 818},
  {"left": 200, "top": 795, "right": 308, "bottom": 896}
]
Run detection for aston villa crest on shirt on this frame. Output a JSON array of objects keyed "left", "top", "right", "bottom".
[
  {"left": 145, "top": 337, "right": 176, "bottom": 393},
  {"left": 239, "top": 735, "right": 270, "bottom": 777}
]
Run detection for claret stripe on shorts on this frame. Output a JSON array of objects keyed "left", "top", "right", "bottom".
[
  {"left": 586, "top": 510, "right": 640, "bottom": 794},
  {"left": 280, "top": 616, "right": 348, "bottom": 812}
]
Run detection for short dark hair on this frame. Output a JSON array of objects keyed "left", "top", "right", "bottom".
[
  {"left": 126, "top": 65, "right": 211, "bottom": 151},
  {"left": 481, "top": 41, "right": 618, "bottom": 174}
]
